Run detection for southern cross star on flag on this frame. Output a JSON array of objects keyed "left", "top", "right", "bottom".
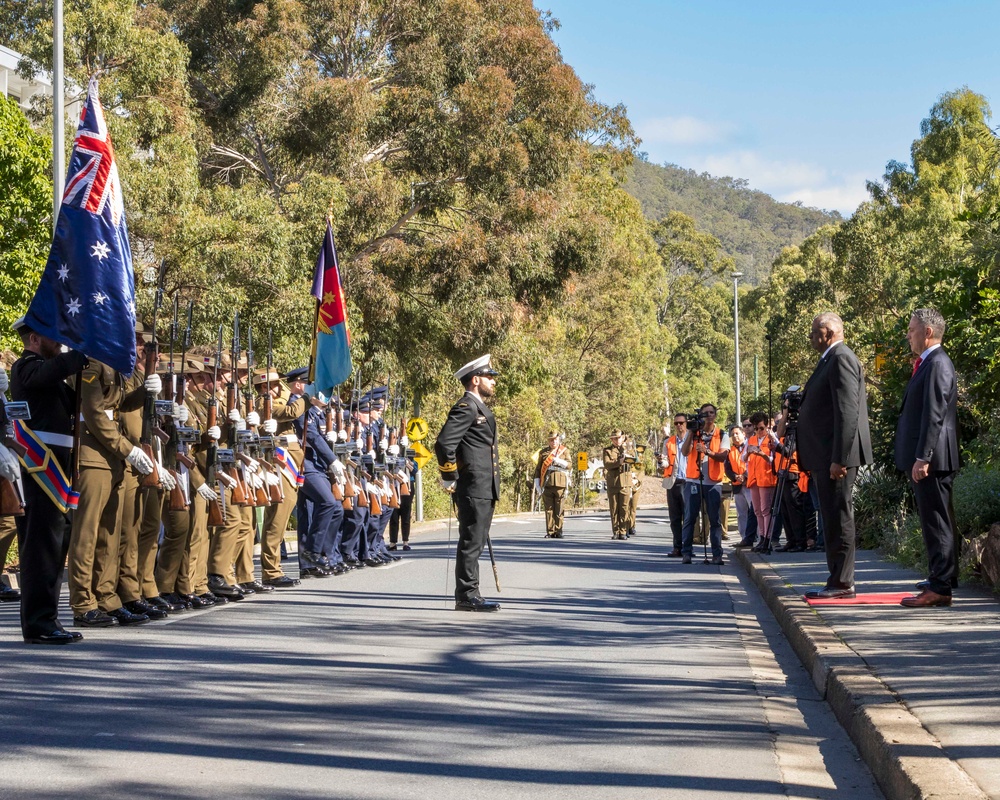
[
  {"left": 24, "top": 76, "right": 137, "bottom": 375},
  {"left": 309, "top": 220, "right": 353, "bottom": 395}
]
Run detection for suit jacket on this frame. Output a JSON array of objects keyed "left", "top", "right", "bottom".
[
  {"left": 797, "top": 342, "right": 872, "bottom": 471},
  {"left": 894, "top": 346, "right": 959, "bottom": 473},
  {"left": 434, "top": 391, "right": 500, "bottom": 500}
]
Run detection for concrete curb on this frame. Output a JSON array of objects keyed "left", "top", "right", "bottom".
[{"left": 732, "top": 548, "right": 988, "bottom": 800}]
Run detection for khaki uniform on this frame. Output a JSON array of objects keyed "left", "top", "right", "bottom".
[
  {"left": 208, "top": 388, "right": 243, "bottom": 583},
  {"left": 627, "top": 468, "right": 642, "bottom": 534},
  {"left": 116, "top": 368, "right": 149, "bottom": 604},
  {"left": 602, "top": 445, "right": 632, "bottom": 539},
  {"left": 68, "top": 361, "right": 133, "bottom": 615},
  {"left": 535, "top": 444, "right": 570, "bottom": 537},
  {"left": 255, "top": 386, "right": 305, "bottom": 581}
]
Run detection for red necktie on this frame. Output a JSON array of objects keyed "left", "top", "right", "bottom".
[{"left": 911, "top": 356, "right": 922, "bottom": 376}]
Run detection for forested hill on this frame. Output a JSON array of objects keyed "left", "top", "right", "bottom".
[{"left": 625, "top": 159, "right": 841, "bottom": 283}]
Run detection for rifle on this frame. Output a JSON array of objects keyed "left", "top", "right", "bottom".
[
  {"left": 332, "top": 392, "right": 354, "bottom": 510},
  {"left": 260, "top": 328, "right": 284, "bottom": 505},
  {"left": 324, "top": 393, "right": 345, "bottom": 503},
  {"left": 163, "top": 295, "right": 189, "bottom": 512},
  {"left": 347, "top": 374, "right": 368, "bottom": 509},
  {"left": 226, "top": 314, "right": 251, "bottom": 507},
  {"left": 0, "top": 391, "right": 26, "bottom": 516},
  {"left": 205, "top": 325, "right": 226, "bottom": 526},
  {"left": 138, "top": 259, "right": 165, "bottom": 489},
  {"left": 364, "top": 423, "right": 383, "bottom": 516},
  {"left": 244, "top": 325, "right": 270, "bottom": 507}
]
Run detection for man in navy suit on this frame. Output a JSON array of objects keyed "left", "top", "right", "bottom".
[
  {"left": 797, "top": 312, "right": 872, "bottom": 599},
  {"left": 895, "top": 308, "right": 960, "bottom": 608}
]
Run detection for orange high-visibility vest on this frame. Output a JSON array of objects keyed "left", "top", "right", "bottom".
[
  {"left": 773, "top": 437, "right": 799, "bottom": 474},
  {"left": 746, "top": 434, "right": 777, "bottom": 488},
  {"left": 686, "top": 427, "right": 725, "bottom": 482},
  {"left": 662, "top": 436, "right": 679, "bottom": 477}
]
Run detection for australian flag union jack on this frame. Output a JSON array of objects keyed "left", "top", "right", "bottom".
[{"left": 24, "top": 76, "right": 137, "bottom": 375}]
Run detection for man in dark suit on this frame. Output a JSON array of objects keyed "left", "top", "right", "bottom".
[
  {"left": 895, "top": 308, "right": 960, "bottom": 608},
  {"left": 434, "top": 354, "right": 501, "bottom": 612},
  {"left": 797, "top": 312, "right": 872, "bottom": 599}
]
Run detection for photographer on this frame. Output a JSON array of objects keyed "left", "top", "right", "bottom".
[
  {"left": 659, "top": 416, "right": 688, "bottom": 557},
  {"left": 772, "top": 395, "right": 810, "bottom": 553},
  {"left": 746, "top": 411, "right": 777, "bottom": 546},
  {"left": 679, "top": 404, "right": 730, "bottom": 565},
  {"left": 727, "top": 425, "right": 750, "bottom": 543}
]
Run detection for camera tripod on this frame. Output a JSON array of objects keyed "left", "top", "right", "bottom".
[{"left": 753, "top": 422, "right": 797, "bottom": 555}]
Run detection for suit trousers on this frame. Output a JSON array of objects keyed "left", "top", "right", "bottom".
[
  {"left": 16, "top": 468, "right": 73, "bottom": 637},
  {"left": 812, "top": 467, "right": 858, "bottom": 589},
  {"left": 542, "top": 485, "right": 566, "bottom": 535},
  {"left": 779, "top": 476, "right": 808, "bottom": 549},
  {"left": 260, "top": 483, "right": 297, "bottom": 580},
  {"left": 68, "top": 463, "right": 125, "bottom": 614},
  {"left": 912, "top": 471, "right": 958, "bottom": 595},
  {"left": 454, "top": 494, "right": 494, "bottom": 601},
  {"left": 666, "top": 480, "right": 685, "bottom": 550}
]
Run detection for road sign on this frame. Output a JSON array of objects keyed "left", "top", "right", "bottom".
[
  {"left": 406, "top": 417, "right": 429, "bottom": 442},
  {"left": 577, "top": 451, "right": 589, "bottom": 471},
  {"left": 410, "top": 440, "right": 433, "bottom": 470}
]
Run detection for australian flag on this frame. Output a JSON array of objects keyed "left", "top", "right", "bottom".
[
  {"left": 24, "top": 76, "right": 137, "bottom": 375},
  {"left": 309, "top": 220, "right": 353, "bottom": 395}
]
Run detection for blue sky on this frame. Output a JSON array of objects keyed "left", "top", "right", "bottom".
[{"left": 536, "top": 1, "right": 1000, "bottom": 215}]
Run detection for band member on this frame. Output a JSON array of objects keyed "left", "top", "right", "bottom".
[
  {"left": 535, "top": 430, "right": 570, "bottom": 538},
  {"left": 603, "top": 431, "right": 632, "bottom": 540}
]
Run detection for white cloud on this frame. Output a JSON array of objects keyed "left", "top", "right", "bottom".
[
  {"left": 639, "top": 115, "right": 735, "bottom": 146},
  {"left": 777, "top": 181, "right": 871, "bottom": 216}
]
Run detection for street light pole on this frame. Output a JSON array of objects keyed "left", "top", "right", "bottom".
[
  {"left": 765, "top": 333, "right": 773, "bottom": 419},
  {"left": 53, "top": 0, "right": 64, "bottom": 222},
  {"left": 732, "top": 272, "right": 743, "bottom": 425}
]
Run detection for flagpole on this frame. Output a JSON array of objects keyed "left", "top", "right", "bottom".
[{"left": 52, "top": 0, "right": 65, "bottom": 222}]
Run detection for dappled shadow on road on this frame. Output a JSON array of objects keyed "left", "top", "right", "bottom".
[{"left": 0, "top": 510, "right": 856, "bottom": 799}]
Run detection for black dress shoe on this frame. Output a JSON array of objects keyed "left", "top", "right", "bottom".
[
  {"left": 208, "top": 576, "right": 245, "bottom": 599},
  {"left": 387, "top": 544, "right": 398, "bottom": 551},
  {"left": 455, "top": 596, "right": 501, "bottom": 612},
  {"left": 344, "top": 558, "right": 364, "bottom": 568},
  {"left": 711, "top": 556, "right": 724, "bottom": 565},
  {"left": 243, "top": 580, "right": 274, "bottom": 593},
  {"left": 191, "top": 593, "right": 216, "bottom": 608},
  {"left": 148, "top": 595, "right": 182, "bottom": 613},
  {"left": 667, "top": 549, "right": 682, "bottom": 557},
  {"left": 0, "top": 587, "right": 21, "bottom": 602},
  {"left": 299, "top": 567, "right": 328, "bottom": 579},
  {"left": 24, "top": 629, "right": 83, "bottom": 645},
  {"left": 733, "top": 539, "right": 755, "bottom": 549},
  {"left": 402, "top": 544, "right": 411, "bottom": 551},
  {"left": 125, "top": 599, "right": 167, "bottom": 620},
  {"left": 363, "top": 558, "right": 384, "bottom": 567},
  {"left": 165, "top": 593, "right": 193, "bottom": 610},
  {"left": 916, "top": 579, "right": 931, "bottom": 590},
  {"left": 108, "top": 607, "right": 151, "bottom": 626},
  {"left": 74, "top": 609, "right": 118, "bottom": 627},
  {"left": 263, "top": 575, "right": 300, "bottom": 588},
  {"left": 385, "top": 553, "right": 402, "bottom": 562},
  {"left": 804, "top": 586, "right": 856, "bottom": 600}
]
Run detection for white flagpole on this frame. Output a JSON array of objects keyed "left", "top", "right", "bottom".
[{"left": 52, "top": 0, "right": 65, "bottom": 224}]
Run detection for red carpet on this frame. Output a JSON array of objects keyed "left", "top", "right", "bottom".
[{"left": 804, "top": 591, "right": 914, "bottom": 606}]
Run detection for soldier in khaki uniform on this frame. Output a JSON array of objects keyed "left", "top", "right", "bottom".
[
  {"left": 534, "top": 430, "right": 571, "bottom": 538},
  {"left": 69, "top": 359, "right": 156, "bottom": 627},
  {"left": 602, "top": 430, "right": 632, "bottom": 540},
  {"left": 627, "top": 464, "right": 642, "bottom": 538},
  {"left": 254, "top": 370, "right": 305, "bottom": 588}
]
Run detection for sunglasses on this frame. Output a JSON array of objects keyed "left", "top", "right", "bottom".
[{"left": 755, "top": 425, "right": 767, "bottom": 431}]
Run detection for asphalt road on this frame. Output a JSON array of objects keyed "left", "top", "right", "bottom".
[{"left": 0, "top": 508, "right": 883, "bottom": 799}]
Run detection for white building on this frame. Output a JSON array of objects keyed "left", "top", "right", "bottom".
[{"left": 0, "top": 43, "right": 52, "bottom": 112}]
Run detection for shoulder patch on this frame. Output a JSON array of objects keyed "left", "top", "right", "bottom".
[{"left": 82, "top": 374, "right": 98, "bottom": 384}]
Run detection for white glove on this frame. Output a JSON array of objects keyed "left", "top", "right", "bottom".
[
  {"left": 533, "top": 478, "right": 541, "bottom": 494},
  {"left": 387, "top": 444, "right": 400, "bottom": 456},
  {"left": 243, "top": 458, "right": 259, "bottom": 474},
  {"left": 0, "top": 443, "right": 19, "bottom": 482},
  {"left": 400, "top": 435, "right": 409, "bottom": 447},
  {"left": 206, "top": 425, "right": 221, "bottom": 441},
  {"left": 126, "top": 446, "right": 155, "bottom": 475},
  {"left": 325, "top": 431, "right": 338, "bottom": 444},
  {"left": 262, "top": 418, "right": 277, "bottom": 434},
  {"left": 366, "top": 449, "right": 377, "bottom": 460},
  {"left": 337, "top": 429, "right": 348, "bottom": 442},
  {"left": 0, "top": 367, "right": 8, "bottom": 393},
  {"left": 246, "top": 411, "right": 260, "bottom": 427},
  {"left": 217, "top": 471, "right": 236, "bottom": 489},
  {"left": 173, "top": 403, "right": 189, "bottom": 423},
  {"left": 379, "top": 437, "right": 389, "bottom": 451},
  {"left": 249, "top": 472, "right": 264, "bottom": 490},
  {"left": 355, "top": 438, "right": 364, "bottom": 451},
  {"left": 439, "top": 476, "right": 457, "bottom": 494},
  {"left": 195, "top": 482, "right": 219, "bottom": 502},
  {"left": 264, "top": 471, "right": 280, "bottom": 487},
  {"left": 552, "top": 457, "right": 569, "bottom": 469},
  {"left": 330, "top": 459, "right": 345, "bottom": 479},
  {"left": 144, "top": 373, "right": 162, "bottom": 395},
  {"left": 159, "top": 469, "right": 177, "bottom": 491},
  {"left": 228, "top": 408, "right": 242, "bottom": 423}
]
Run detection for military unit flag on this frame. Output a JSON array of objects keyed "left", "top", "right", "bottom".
[{"left": 309, "top": 220, "right": 353, "bottom": 395}]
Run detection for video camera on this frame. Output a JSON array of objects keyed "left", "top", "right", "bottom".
[
  {"left": 686, "top": 409, "right": 709, "bottom": 433},
  {"left": 781, "top": 385, "right": 804, "bottom": 424}
]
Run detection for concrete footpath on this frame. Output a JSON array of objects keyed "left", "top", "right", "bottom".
[{"left": 731, "top": 546, "right": 1000, "bottom": 800}]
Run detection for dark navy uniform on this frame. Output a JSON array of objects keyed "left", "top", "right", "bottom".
[
  {"left": 435, "top": 390, "right": 499, "bottom": 603},
  {"left": 12, "top": 347, "right": 88, "bottom": 641},
  {"left": 294, "top": 402, "right": 343, "bottom": 573}
]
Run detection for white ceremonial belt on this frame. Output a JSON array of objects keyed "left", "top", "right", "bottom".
[
  {"left": 280, "top": 433, "right": 298, "bottom": 445},
  {"left": 33, "top": 430, "right": 74, "bottom": 449}
]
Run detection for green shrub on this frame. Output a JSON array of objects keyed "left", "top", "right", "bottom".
[
  {"left": 853, "top": 465, "right": 910, "bottom": 550},
  {"left": 952, "top": 465, "right": 1000, "bottom": 539},
  {"left": 877, "top": 510, "right": 926, "bottom": 570}
]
